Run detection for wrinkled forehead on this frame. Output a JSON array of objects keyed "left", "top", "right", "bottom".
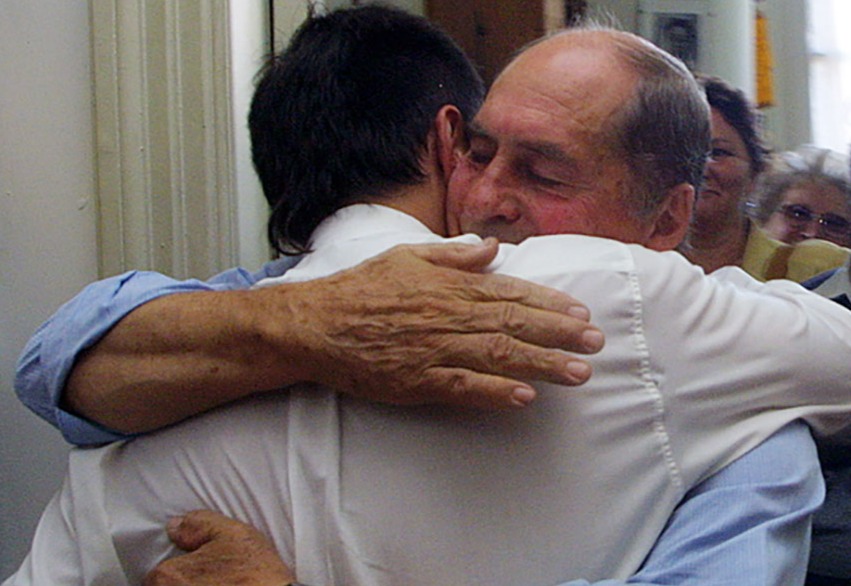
[
  {"left": 499, "top": 31, "right": 637, "bottom": 94},
  {"left": 479, "top": 35, "right": 637, "bottom": 154},
  {"left": 506, "top": 36, "right": 633, "bottom": 107}
]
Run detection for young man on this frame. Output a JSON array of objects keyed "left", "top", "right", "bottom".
[{"left": 7, "top": 6, "right": 851, "bottom": 586}]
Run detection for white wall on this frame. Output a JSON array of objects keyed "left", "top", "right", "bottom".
[
  {"left": 760, "top": 0, "right": 812, "bottom": 150},
  {"left": 588, "top": 0, "right": 811, "bottom": 150},
  {"left": 591, "top": 0, "right": 753, "bottom": 92},
  {"left": 231, "top": 2, "right": 275, "bottom": 270},
  {"left": 0, "top": 2, "right": 99, "bottom": 576}
]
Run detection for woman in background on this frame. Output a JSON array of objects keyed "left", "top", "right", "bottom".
[
  {"left": 683, "top": 75, "right": 851, "bottom": 281},
  {"left": 748, "top": 145, "right": 851, "bottom": 248},
  {"left": 681, "top": 74, "right": 769, "bottom": 273},
  {"left": 741, "top": 145, "right": 851, "bottom": 282}
]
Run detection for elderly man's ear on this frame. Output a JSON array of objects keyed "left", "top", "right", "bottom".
[{"left": 645, "top": 182, "right": 695, "bottom": 251}]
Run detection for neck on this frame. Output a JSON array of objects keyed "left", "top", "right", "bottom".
[
  {"left": 362, "top": 128, "right": 453, "bottom": 236},
  {"left": 683, "top": 217, "right": 750, "bottom": 273},
  {"left": 364, "top": 178, "right": 447, "bottom": 236}
]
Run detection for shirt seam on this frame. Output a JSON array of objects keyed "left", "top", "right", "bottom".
[{"left": 627, "top": 270, "right": 685, "bottom": 497}]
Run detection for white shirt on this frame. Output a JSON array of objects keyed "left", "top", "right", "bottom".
[{"left": 7, "top": 204, "right": 851, "bottom": 586}]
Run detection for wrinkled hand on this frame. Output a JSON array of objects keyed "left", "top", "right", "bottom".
[
  {"left": 267, "top": 238, "right": 604, "bottom": 410},
  {"left": 144, "top": 510, "right": 294, "bottom": 586}
]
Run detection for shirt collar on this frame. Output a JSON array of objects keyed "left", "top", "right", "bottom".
[{"left": 308, "top": 204, "right": 436, "bottom": 251}]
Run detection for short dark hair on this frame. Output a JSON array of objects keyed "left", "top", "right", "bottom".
[
  {"left": 697, "top": 74, "right": 770, "bottom": 176},
  {"left": 249, "top": 5, "right": 485, "bottom": 254}
]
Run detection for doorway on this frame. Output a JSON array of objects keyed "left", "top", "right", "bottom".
[{"left": 426, "top": 0, "right": 578, "bottom": 85}]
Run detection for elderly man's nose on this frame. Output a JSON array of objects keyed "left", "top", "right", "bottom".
[{"left": 467, "top": 180, "right": 522, "bottom": 222}]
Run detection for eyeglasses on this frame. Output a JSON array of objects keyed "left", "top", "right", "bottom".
[{"left": 776, "top": 203, "right": 851, "bottom": 241}]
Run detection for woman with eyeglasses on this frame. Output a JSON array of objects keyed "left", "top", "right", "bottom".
[
  {"left": 736, "top": 144, "right": 851, "bottom": 282},
  {"left": 748, "top": 145, "right": 851, "bottom": 248}
]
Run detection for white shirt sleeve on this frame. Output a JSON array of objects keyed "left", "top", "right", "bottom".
[{"left": 630, "top": 246, "right": 851, "bottom": 482}]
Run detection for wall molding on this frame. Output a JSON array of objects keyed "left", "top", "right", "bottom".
[{"left": 91, "top": 0, "right": 238, "bottom": 279}]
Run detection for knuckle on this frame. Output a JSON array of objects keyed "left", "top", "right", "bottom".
[
  {"left": 480, "top": 300, "right": 526, "bottom": 336},
  {"left": 487, "top": 332, "right": 519, "bottom": 363},
  {"left": 444, "top": 369, "right": 474, "bottom": 399},
  {"left": 424, "top": 366, "right": 471, "bottom": 400},
  {"left": 442, "top": 370, "right": 506, "bottom": 409}
]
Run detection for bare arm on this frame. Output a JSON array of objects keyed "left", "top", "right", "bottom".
[{"left": 65, "top": 240, "right": 603, "bottom": 434}]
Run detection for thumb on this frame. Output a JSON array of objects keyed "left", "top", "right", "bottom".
[
  {"left": 407, "top": 237, "right": 499, "bottom": 272},
  {"left": 165, "top": 510, "right": 227, "bottom": 552}
]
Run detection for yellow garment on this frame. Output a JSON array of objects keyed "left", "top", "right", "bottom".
[{"left": 742, "top": 225, "right": 850, "bottom": 282}]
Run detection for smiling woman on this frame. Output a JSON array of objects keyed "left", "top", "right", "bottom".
[
  {"left": 680, "top": 73, "right": 851, "bottom": 282},
  {"left": 679, "top": 74, "right": 769, "bottom": 274}
]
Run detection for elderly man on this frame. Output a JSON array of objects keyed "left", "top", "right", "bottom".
[{"left": 8, "top": 7, "right": 851, "bottom": 586}]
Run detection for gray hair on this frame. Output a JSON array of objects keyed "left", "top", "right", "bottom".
[
  {"left": 746, "top": 145, "right": 851, "bottom": 224},
  {"left": 610, "top": 34, "right": 711, "bottom": 215}
]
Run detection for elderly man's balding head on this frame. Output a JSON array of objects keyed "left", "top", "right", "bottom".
[{"left": 447, "top": 27, "right": 709, "bottom": 249}]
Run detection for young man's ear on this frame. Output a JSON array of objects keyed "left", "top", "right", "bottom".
[
  {"left": 433, "top": 105, "right": 465, "bottom": 180},
  {"left": 645, "top": 182, "right": 695, "bottom": 251}
]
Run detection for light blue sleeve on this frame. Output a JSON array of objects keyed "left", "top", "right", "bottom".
[
  {"left": 14, "top": 258, "right": 299, "bottom": 446},
  {"left": 560, "top": 422, "right": 823, "bottom": 585}
]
